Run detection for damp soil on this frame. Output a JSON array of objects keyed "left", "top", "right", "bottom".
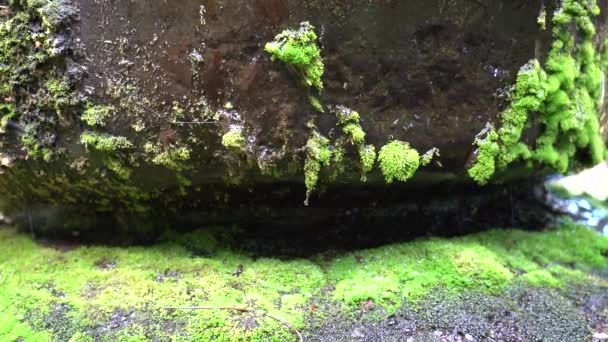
[{"left": 303, "top": 285, "right": 608, "bottom": 342}]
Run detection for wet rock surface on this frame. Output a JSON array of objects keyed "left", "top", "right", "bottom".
[
  {"left": 76, "top": 0, "right": 545, "bottom": 174},
  {"left": 0, "top": 0, "right": 606, "bottom": 234},
  {"left": 306, "top": 286, "right": 608, "bottom": 342}
]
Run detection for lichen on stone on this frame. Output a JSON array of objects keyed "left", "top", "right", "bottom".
[
  {"left": 378, "top": 140, "right": 420, "bottom": 184},
  {"left": 265, "top": 21, "right": 325, "bottom": 91}
]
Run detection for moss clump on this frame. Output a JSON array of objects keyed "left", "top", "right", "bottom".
[
  {"left": 44, "top": 76, "right": 73, "bottom": 118},
  {"left": 145, "top": 143, "right": 191, "bottom": 172},
  {"left": 468, "top": 0, "right": 607, "bottom": 184},
  {"left": 333, "top": 106, "right": 376, "bottom": 180},
  {"left": 304, "top": 130, "right": 332, "bottom": 205},
  {"left": 468, "top": 61, "right": 546, "bottom": 184},
  {"left": 0, "top": 103, "right": 17, "bottom": 133},
  {"left": 81, "top": 105, "right": 113, "bottom": 127},
  {"left": 309, "top": 95, "right": 324, "bottom": 113},
  {"left": 21, "top": 132, "right": 55, "bottom": 162},
  {"left": 342, "top": 123, "right": 365, "bottom": 145},
  {"left": 80, "top": 132, "right": 133, "bottom": 152},
  {"left": 265, "top": 22, "right": 325, "bottom": 91},
  {"left": 358, "top": 145, "right": 376, "bottom": 181},
  {"left": 221, "top": 129, "right": 246, "bottom": 150},
  {"left": 378, "top": 140, "right": 420, "bottom": 183}
]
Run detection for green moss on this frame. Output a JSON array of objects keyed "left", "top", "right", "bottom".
[
  {"left": 468, "top": 129, "right": 500, "bottom": 185},
  {"left": 358, "top": 144, "right": 376, "bottom": 181},
  {"left": 538, "top": 6, "right": 547, "bottom": 30},
  {"left": 81, "top": 105, "right": 113, "bottom": 127},
  {"left": 304, "top": 130, "right": 332, "bottom": 205},
  {"left": 105, "top": 157, "right": 132, "bottom": 180},
  {"left": 45, "top": 76, "right": 73, "bottom": 116},
  {"left": 0, "top": 2, "right": 80, "bottom": 164},
  {"left": 468, "top": 0, "right": 607, "bottom": 184},
  {"left": 0, "top": 103, "right": 16, "bottom": 133},
  {"left": 377, "top": 140, "right": 420, "bottom": 184},
  {"left": 0, "top": 221, "right": 606, "bottom": 339},
  {"left": 21, "top": 132, "right": 54, "bottom": 162},
  {"left": 0, "top": 227, "right": 325, "bottom": 342},
  {"left": 221, "top": 130, "right": 246, "bottom": 150},
  {"left": 80, "top": 132, "right": 133, "bottom": 152},
  {"left": 342, "top": 123, "right": 365, "bottom": 145},
  {"left": 309, "top": 95, "right": 324, "bottom": 113},
  {"left": 148, "top": 146, "right": 191, "bottom": 172},
  {"left": 330, "top": 220, "right": 608, "bottom": 312},
  {"left": 265, "top": 22, "right": 324, "bottom": 91}
]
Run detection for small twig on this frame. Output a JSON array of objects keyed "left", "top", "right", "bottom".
[{"left": 165, "top": 306, "right": 303, "bottom": 342}]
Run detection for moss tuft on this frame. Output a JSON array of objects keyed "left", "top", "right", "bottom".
[
  {"left": 221, "top": 129, "right": 246, "bottom": 150},
  {"left": 468, "top": 0, "right": 607, "bottom": 184},
  {"left": 304, "top": 130, "right": 332, "bottom": 205},
  {"left": 358, "top": 144, "right": 376, "bottom": 181},
  {"left": 377, "top": 140, "right": 420, "bottom": 184},
  {"left": 80, "top": 132, "right": 133, "bottom": 152},
  {"left": 81, "top": 105, "right": 113, "bottom": 127},
  {"left": 145, "top": 143, "right": 191, "bottom": 172},
  {"left": 265, "top": 22, "right": 325, "bottom": 91}
]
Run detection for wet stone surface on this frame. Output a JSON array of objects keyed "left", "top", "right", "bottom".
[
  {"left": 305, "top": 286, "right": 608, "bottom": 342},
  {"left": 76, "top": 0, "right": 546, "bottom": 177}
]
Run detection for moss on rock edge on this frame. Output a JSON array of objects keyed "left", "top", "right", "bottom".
[{"left": 468, "top": 0, "right": 607, "bottom": 184}]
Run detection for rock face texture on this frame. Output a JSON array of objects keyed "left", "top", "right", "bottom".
[{"left": 0, "top": 0, "right": 606, "bottom": 234}]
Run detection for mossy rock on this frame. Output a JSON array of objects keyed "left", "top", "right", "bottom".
[{"left": 0, "top": 0, "right": 606, "bottom": 234}]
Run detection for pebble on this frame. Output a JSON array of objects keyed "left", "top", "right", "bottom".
[{"left": 594, "top": 332, "right": 608, "bottom": 340}]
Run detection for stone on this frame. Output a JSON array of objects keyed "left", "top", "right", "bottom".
[{"left": 0, "top": 0, "right": 606, "bottom": 235}]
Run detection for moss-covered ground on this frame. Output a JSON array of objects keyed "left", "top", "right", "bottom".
[{"left": 0, "top": 221, "right": 607, "bottom": 341}]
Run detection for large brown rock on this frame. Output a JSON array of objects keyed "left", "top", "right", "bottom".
[{"left": 0, "top": 0, "right": 605, "bottom": 236}]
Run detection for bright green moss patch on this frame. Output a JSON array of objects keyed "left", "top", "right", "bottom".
[
  {"left": 0, "top": 221, "right": 606, "bottom": 340},
  {"left": 329, "top": 221, "right": 608, "bottom": 313},
  {"left": 304, "top": 130, "right": 332, "bottom": 205},
  {"left": 265, "top": 22, "right": 325, "bottom": 91},
  {"left": 377, "top": 140, "right": 420, "bottom": 183},
  {"left": 81, "top": 105, "right": 114, "bottom": 127},
  {"left": 468, "top": 0, "right": 607, "bottom": 184},
  {"left": 0, "top": 227, "right": 326, "bottom": 342},
  {"left": 80, "top": 132, "right": 133, "bottom": 152},
  {"left": 358, "top": 144, "right": 376, "bottom": 181},
  {"left": 221, "top": 129, "right": 246, "bottom": 150}
]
